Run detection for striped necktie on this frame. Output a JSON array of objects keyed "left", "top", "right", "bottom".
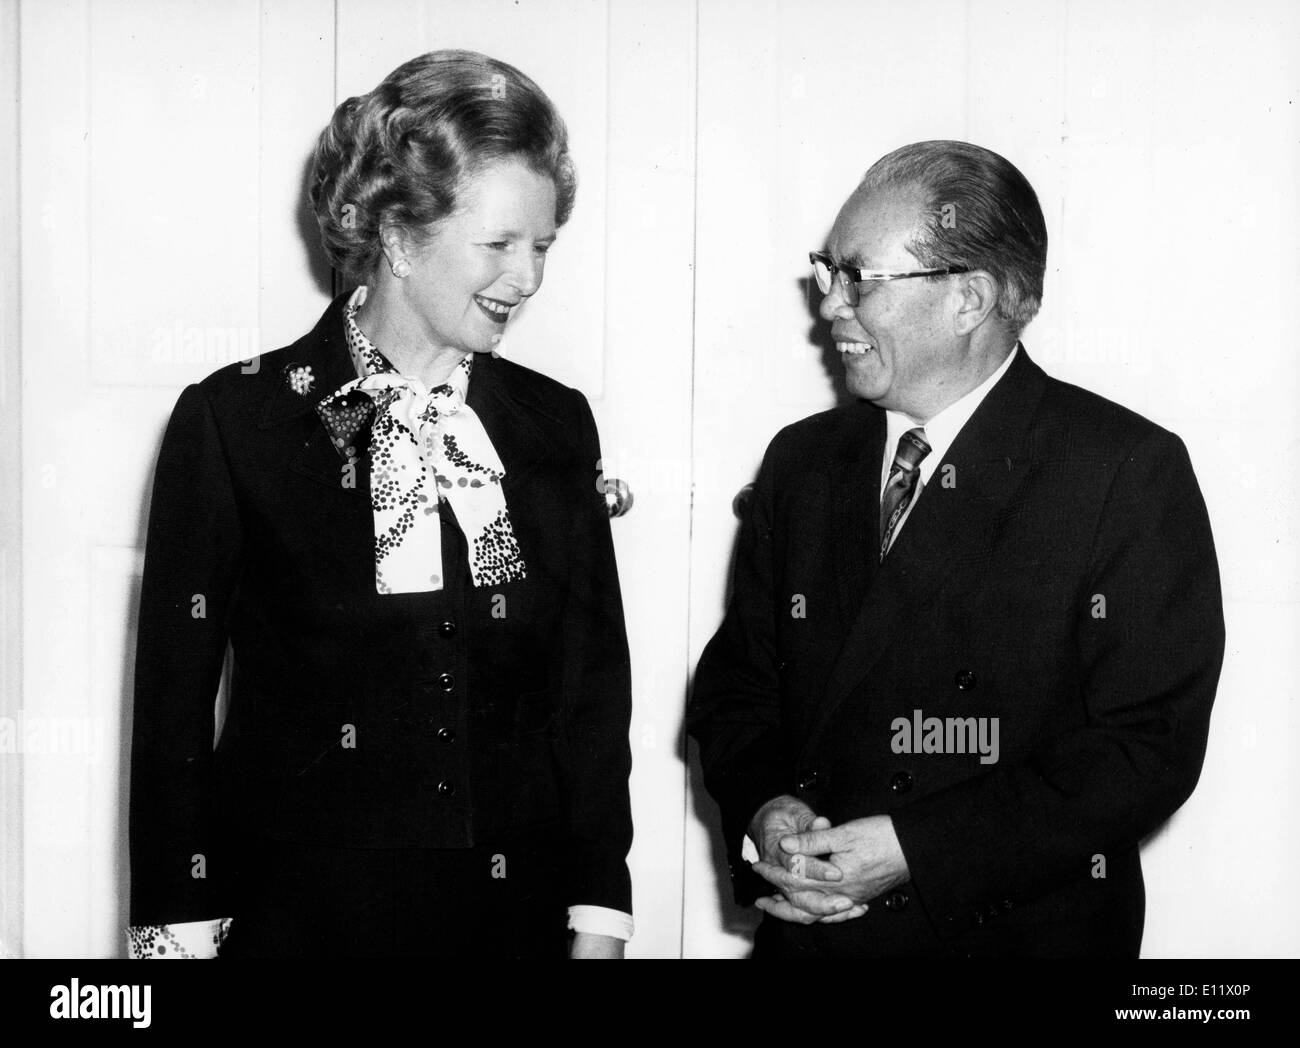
[{"left": 879, "top": 427, "right": 931, "bottom": 561}]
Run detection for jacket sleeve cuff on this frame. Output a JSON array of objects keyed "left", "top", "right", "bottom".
[
  {"left": 567, "top": 905, "right": 633, "bottom": 942},
  {"left": 127, "top": 917, "right": 232, "bottom": 959}
]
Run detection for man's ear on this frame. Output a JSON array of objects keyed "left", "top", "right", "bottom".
[{"left": 953, "top": 270, "right": 999, "bottom": 335}]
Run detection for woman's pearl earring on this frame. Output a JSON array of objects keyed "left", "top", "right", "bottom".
[{"left": 391, "top": 259, "right": 411, "bottom": 279}]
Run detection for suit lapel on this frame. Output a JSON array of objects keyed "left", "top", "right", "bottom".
[
  {"left": 464, "top": 354, "right": 564, "bottom": 493},
  {"left": 256, "top": 290, "right": 364, "bottom": 488},
  {"left": 801, "top": 349, "right": 1049, "bottom": 761},
  {"left": 259, "top": 289, "right": 357, "bottom": 431},
  {"left": 828, "top": 403, "right": 886, "bottom": 624}
]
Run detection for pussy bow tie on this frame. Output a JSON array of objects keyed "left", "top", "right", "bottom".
[{"left": 315, "top": 294, "right": 527, "bottom": 594}]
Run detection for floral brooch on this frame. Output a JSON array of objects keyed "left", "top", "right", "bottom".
[{"left": 286, "top": 364, "right": 315, "bottom": 396}]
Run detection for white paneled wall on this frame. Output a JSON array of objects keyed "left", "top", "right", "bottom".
[{"left": 9, "top": 0, "right": 1298, "bottom": 957}]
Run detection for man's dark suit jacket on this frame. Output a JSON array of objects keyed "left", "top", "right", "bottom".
[
  {"left": 130, "top": 291, "right": 633, "bottom": 927},
  {"left": 688, "top": 347, "right": 1224, "bottom": 957}
]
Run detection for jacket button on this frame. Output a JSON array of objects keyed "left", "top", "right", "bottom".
[
  {"left": 436, "top": 727, "right": 456, "bottom": 743},
  {"left": 883, "top": 889, "right": 909, "bottom": 912},
  {"left": 955, "top": 669, "right": 977, "bottom": 690},
  {"left": 437, "top": 780, "right": 456, "bottom": 797},
  {"left": 438, "top": 621, "right": 457, "bottom": 638},
  {"left": 890, "top": 771, "right": 913, "bottom": 794},
  {"left": 973, "top": 911, "right": 985, "bottom": 927},
  {"left": 797, "top": 769, "right": 820, "bottom": 791},
  {"left": 437, "top": 673, "right": 455, "bottom": 692}
]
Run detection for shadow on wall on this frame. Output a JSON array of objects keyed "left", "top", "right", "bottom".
[
  {"left": 297, "top": 149, "right": 337, "bottom": 300},
  {"left": 684, "top": 731, "right": 764, "bottom": 948},
  {"left": 117, "top": 428, "right": 162, "bottom": 958},
  {"left": 680, "top": 479, "right": 761, "bottom": 951}
]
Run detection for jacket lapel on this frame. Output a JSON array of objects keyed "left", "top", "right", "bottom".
[
  {"left": 828, "top": 402, "right": 886, "bottom": 624},
  {"left": 259, "top": 289, "right": 357, "bottom": 430},
  {"left": 801, "top": 349, "right": 1049, "bottom": 760},
  {"left": 258, "top": 290, "right": 363, "bottom": 488},
  {"left": 464, "top": 354, "right": 564, "bottom": 492}
]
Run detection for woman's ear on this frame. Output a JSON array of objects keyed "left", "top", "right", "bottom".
[{"left": 378, "top": 223, "right": 412, "bottom": 273}]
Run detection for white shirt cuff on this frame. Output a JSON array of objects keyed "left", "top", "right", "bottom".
[
  {"left": 567, "top": 905, "right": 633, "bottom": 942},
  {"left": 127, "top": 917, "right": 232, "bottom": 959}
]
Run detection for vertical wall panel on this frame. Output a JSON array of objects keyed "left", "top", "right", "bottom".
[
  {"left": 21, "top": 0, "right": 95, "bottom": 958},
  {"left": 85, "top": 547, "right": 141, "bottom": 957},
  {"left": 685, "top": 0, "right": 783, "bottom": 958},
  {"left": 258, "top": 0, "right": 337, "bottom": 350},
  {"left": 0, "top": 0, "right": 22, "bottom": 961},
  {"left": 89, "top": 0, "right": 263, "bottom": 388},
  {"left": 601, "top": 0, "right": 696, "bottom": 958},
  {"left": 1058, "top": 0, "right": 1300, "bottom": 958}
]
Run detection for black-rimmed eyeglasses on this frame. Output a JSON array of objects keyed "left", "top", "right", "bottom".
[{"left": 809, "top": 251, "right": 970, "bottom": 307}]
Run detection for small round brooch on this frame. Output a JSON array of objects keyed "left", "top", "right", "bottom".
[{"left": 287, "top": 364, "right": 315, "bottom": 396}]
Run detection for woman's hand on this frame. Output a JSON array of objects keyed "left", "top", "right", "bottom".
[{"left": 569, "top": 932, "right": 624, "bottom": 959}]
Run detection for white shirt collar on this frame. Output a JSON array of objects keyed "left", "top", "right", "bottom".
[{"left": 881, "top": 343, "right": 1019, "bottom": 491}]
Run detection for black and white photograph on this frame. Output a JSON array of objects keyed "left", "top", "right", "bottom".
[{"left": 0, "top": 0, "right": 1296, "bottom": 1028}]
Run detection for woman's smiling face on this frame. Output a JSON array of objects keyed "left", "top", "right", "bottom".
[{"left": 402, "top": 156, "right": 559, "bottom": 355}]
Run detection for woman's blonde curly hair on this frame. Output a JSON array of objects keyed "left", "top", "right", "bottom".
[{"left": 309, "top": 50, "right": 576, "bottom": 280}]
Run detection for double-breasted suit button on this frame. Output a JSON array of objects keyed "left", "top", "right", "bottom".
[
  {"left": 437, "top": 672, "right": 455, "bottom": 692},
  {"left": 437, "top": 780, "right": 456, "bottom": 797},
  {"left": 889, "top": 771, "right": 913, "bottom": 794},
  {"left": 436, "top": 727, "right": 456, "bottom": 743},
  {"left": 438, "top": 620, "right": 457, "bottom": 638},
  {"left": 955, "top": 669, "right": 977, "bottom": 690},
  {"left": 797, "top": 769, "right": 820, "bottom": 791},
  {"left": 883, "top": 889, "right": 909, "bottom": 912}
]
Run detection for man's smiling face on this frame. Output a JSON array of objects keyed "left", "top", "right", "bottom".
[{"left": 822, "top": 183, "right": 968, "bottom": 422}]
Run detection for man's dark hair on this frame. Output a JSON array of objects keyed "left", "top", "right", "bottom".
[{"left": 862, "top": 140, "right": 1048, "bottom": 335}]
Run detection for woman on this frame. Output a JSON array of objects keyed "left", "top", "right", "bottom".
[{"left": 127, "top": 50, "right": 632, "bottom": 959}]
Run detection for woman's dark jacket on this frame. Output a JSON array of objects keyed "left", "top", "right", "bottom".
[{"left": 129, "top": 290, "right": 634, "bottom": 925}]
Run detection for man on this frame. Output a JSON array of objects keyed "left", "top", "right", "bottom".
[{"left": 687, "top": 140, "right": 1223, "bottom": 958}]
